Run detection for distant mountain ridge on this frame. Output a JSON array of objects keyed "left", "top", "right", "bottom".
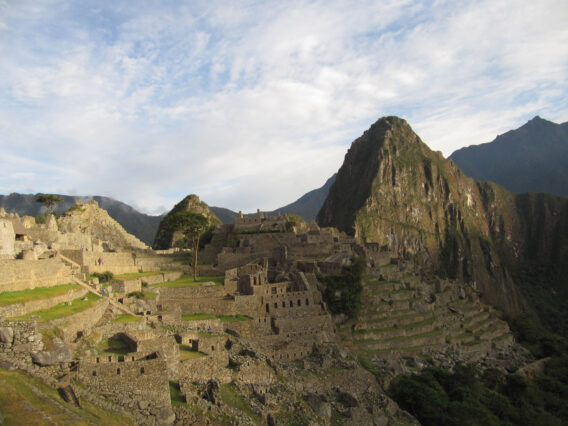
[
  {"left": 210, "top": 174, "right": 336, "bottom": 223},
  {"left": 0, "top": 193, "right": 163, "bottom": 246},
  {"left": 0, "top": 175, "right": 336, "bottom": 246},
  {"left": 449, "top": 116, "right": 568, "bottom": 197}
]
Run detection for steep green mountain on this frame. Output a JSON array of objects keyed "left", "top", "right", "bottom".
[
  {"left": 317, "top": 116, "right": 568, "bottom": 322},
  {"left": 153, "top": 194, "right": 222, "bottom": 249},
  {"left": 0, "top": 193, "right": 162, "bottom": 245},
  {"left": 450, "top": 116, "right": 568, "bottom": 197},
  {"left": 210, "top": 174, "right": 336, "bottom": 224}
]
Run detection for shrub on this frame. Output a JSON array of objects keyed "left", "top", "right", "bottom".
[{"left": 92, "top": 271, "right": 114, "bottom": 283}]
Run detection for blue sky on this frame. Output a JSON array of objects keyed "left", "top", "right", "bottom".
[{"left": 1, "top": 0, "right": 567, "bottom": 214}]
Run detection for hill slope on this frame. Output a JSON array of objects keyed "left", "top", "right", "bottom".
[{"left": 449, "top": 116, "right": 568, "bottom": 197}]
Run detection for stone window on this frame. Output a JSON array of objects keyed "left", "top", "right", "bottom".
[
  {"left": 266, "top": 304, "right": 269, "bottom": 313},
  {"left": 297, "top": 299, "right": 301, "bottom": 306},
  {"left": 271, "top": 287, "right": 276, "bottom": 294},
  {"left": 140, "top": 367, "right": 145, "bottom": 374},
  {"left": 96, "top": 357, "right": 100, "bottom": 363},
  {"left": 211, "top": 346, "right": 215, "bottom": 351},
  {"left": 92, "top": 370, "right": 96, "bottom": 376},
  {"left": 289, "top": 300, "right": 293, "bottom": 307},
  {"left": 108, "top": 356, "right": 112, "bottom": 362},
  {"left": 274, "top": 302, "right": 278, "bottom": 309},
  {"left": 305, "top": 299, "right": 309, "bottom": 306},
  {"left": 117, "top": 368, "right": 121, "bottom": 375},
  {"left": 282, "top": 301, "right": 285, "bottom": 308}
]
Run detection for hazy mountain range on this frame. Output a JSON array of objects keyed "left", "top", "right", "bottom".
[
  {"left": 2, "top": 116, "right": 566, "bottom": 247},
  {"left": 449, "top": 116, "right": 568, "bottom": 197}
]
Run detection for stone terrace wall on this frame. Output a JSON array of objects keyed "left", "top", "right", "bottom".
[
  {"left": 178, "top": 352, "right": 231, "bottom": 385},
  {"left": 0, "top": 286, "right": 87, "bottom": 318},
  {"left": 78, "top": 355, "right": 174, "bottom": 424},
  {"left": 53, "top": 298, "right": 109, "bottom": 343},
  {"left": 224, "top": 317, "right": 273, "bottom": 339},
  {"left": 0, "top": 258, "right": 73, "bottom": 292},
  {"left": 135, "top": 336, "right": 180, "bottom": 379},
  {"left": 158, "top": 285, "right": 227, "bottom": 300}
]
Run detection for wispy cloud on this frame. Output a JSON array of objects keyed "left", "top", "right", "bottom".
[{"left": 1, "top": 0, "right": 567, "bottom": 214}]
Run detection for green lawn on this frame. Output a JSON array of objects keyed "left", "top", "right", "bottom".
[
  {"left": 113, "top": 314, "right": 142, "bottom": 323},
  {"left": 17, "top": 292, "right": 102, "bottom": 322},
  {"left": 218, "top": 314, "right": 251, "bottom": 322},
  {"left": 150, "top": 274, "right": 224, "bottom": 288},
  {"left": 179, "top": 344, "right": 206, "bottom": 360},
  {"left": 0, "top": 284, "right": 80, "bottom": 307},
  {"left": 182, "top": 313, "right": 216, "bottom": 321}
]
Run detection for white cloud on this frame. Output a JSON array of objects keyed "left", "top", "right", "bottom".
[{"left": 0, "top": 0, "right": 567, "bottom": 214}]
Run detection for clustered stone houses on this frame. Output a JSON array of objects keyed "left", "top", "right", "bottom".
[{"left": 0, "top": 203, "right": 371, "bottom": 424}]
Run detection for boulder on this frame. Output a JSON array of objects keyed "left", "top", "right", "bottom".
[
  {"left": 31, "top": 337, "right": 71, "bottom": 366},
  {"left": 0, "top": 326, "right": 14, "bottom": 344}
]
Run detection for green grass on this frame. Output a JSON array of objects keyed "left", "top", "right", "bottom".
[
  {"left": 17, "top": 292, "right": 101, "bottom": 322},
  {"left": 220, "top": 383, "right": 261, "bottom": 423},
  {"left": 113, "top": 271, "right": 168, "bottom": 280},
  {"left": 0, "top": 368, "right": 135, "bottom": 425},
  {"left": 169, "top": 381, "right": 186, "bottom": 406},
  {"left": 179, "top": 345, "right": 206, "bottom": 360},
  {"left": 182, "top": 313, "right": 216, "bottom": 321},
  {"left": 112, "top": 314, "right": 141, "bottom": 323},
  {"left": 0, "top": 284, "right": 80, "bottom": 306},
  {"left": 149, "top": 274, "right": 224, "bottom": 288},
  {"left": 218, "top": 314, "right": 251, "bottom": 322}
]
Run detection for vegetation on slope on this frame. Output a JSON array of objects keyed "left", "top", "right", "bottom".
[{"left": 318, "top": 256, "right": 365, "bottom": 318}]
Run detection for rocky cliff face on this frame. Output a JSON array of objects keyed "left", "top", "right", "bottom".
[
  {"left": 318, "top": 116, "right": 568, "bottom": 312},
  {"left": 153, "top": 195, "right": 221, "bottom": 249}
]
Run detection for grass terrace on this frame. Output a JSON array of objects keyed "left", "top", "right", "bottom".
[
  {"left": 150, "top": 274, "right": 224, "bottom": 288},
  {"left": 0, "top": 284, "right": 80, "bottom": 306},
  {"left": 179, "top": 344, "right": 206, "bottom": 361},
  {"left": 113, "top": 271, "right": 169, "bottom": 280},
  {"left": 112, "top": 314, "right": 142, "bottom": 324},
  {"left": 16, "top": 292, "right": 101, "bottom": 322}
]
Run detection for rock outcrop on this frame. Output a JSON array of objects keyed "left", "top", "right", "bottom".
[{"left": 153, "top": 195, "right": 221, "bottom": 249}]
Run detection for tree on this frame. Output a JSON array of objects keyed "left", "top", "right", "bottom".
[
  {"left": 34, "top": 193, "right": 63, "bottom": 214},
  {"left": 167, "top": 211, "right": 209, "bottom": 280}
]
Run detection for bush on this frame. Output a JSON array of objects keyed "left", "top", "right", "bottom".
[
  {"left": 318, "top": 256, "right": 365, "bottom": 318},
  {"left": 92, "top": 271, "right": 114, "bottom": 283}
]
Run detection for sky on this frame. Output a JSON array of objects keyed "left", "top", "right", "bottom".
[{"left": 1, "top": 0, "right": 567, "bottom": 215}]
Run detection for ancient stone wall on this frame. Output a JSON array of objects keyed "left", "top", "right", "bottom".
[
  {"left": 0, "top": 258, "right": 73, "bottom": 292},
  {"left": 0, "top": 286, "right": 87, "bottom": 318},
  {"left": 135, "top": 335, "right": 180, "bottom": 379},
  {"left": 112, "top": 279, "right": 141, "bottom": 294},
  {"left": 224, "top": 317, "right": 273, "bottom": 338},
  {"left": 78, "top": 354, "right": 174, "bottom": 424},
  {"left": 178, "top": 351, "right": 231, "bottom": 385},
  {"left": 158, "top": 285, "right": 226, "bottom": 300},
  {"left": 52, "top": 298, "right": 109, "bottom": 343},
  {"left": 0, "top": 219, "right": 15, "bottom": 258},
  {"left": 0, "top": 320, "right": 44, "bottom": 361}
]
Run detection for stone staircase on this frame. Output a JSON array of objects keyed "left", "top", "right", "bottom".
[{"left": 338, "top": 266, "right": 513, "bottom": 361}]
